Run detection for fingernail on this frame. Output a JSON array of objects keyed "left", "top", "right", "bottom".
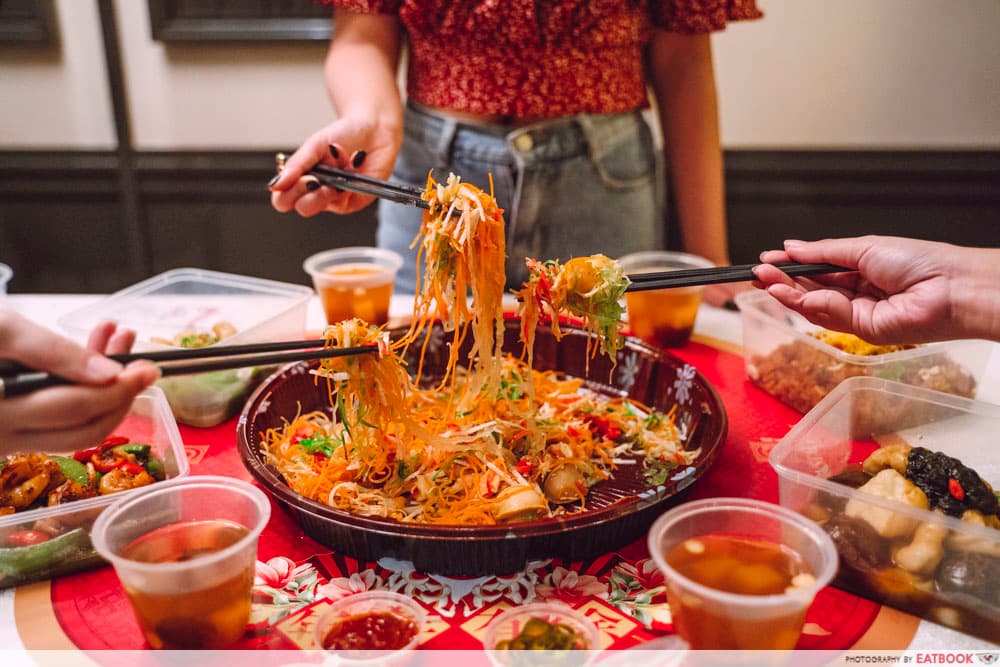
[
  {"left": 86, "top": 355, "right": 123, "bottom": 380},
  {"left": 784, "top": 239, "right": 805, "bottom": 248},
  {"left": 305, "top": 177, "right": 321, "bottom": 192},
  {"left": 722, "top": 300, "right": 739, "bottom": 312},
  {"left": 351, "top": 150, "right": 367, "bottom": 168},
  {"left": 267, "top": 174, "right": 280, "bottom": 188},
  {"left": 329, "top": 144, "right": 340, "bottom": 159}
]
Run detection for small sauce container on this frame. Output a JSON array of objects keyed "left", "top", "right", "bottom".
[
  {"left": 483, "top": 602, "right": 600, "bottom": 666},
  {"left": 312, "top": 590, "right": 425, "bottom": 665}
]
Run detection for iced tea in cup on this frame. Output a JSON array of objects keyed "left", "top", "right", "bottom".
[
  {"left": 304, "top": 247, "right": 403, "bottom": 326},
  {"left": 617, "top": 251, "right": 715, "bottom": 347},
  {"left": 647, "top": 498, "right": 837, "bottom": 650},
  {"left": 91, "top": 475, "right": 271, "bottom": 649}
]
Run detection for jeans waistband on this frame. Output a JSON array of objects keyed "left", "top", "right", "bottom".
[{"left": 405, "top": 100, "right": 647, "bottom": 166}]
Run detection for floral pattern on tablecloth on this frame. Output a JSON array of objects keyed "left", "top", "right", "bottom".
[{"left": 249, "top": 548, "right": 668, "bottom": 651}]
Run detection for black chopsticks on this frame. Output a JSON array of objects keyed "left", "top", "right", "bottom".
[
  {"left": 307, "top": 164, "right": 429, "bottom": 209},
  {"left": 0, "top": 339, "right": 380, "bottom": 399},
  {"left": 625, "top": 261, "right": 849, "bottom": 292}
]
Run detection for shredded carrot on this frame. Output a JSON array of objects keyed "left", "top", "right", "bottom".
[{"left": 259, "top": 175, "right": 692, "bottom": 526}]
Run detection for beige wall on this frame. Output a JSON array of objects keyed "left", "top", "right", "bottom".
[
  {"left": 715, "top": 0, "right": 1000, "bottom": 148},
  {"left": 0, "top": 0, "right": 114, "bottom": 148},
  {"left": 114, "top": 0, "right": 333, "bottom": 150},
  {"left": 1, "top": 0, "right": 998, "bottom": 150}
]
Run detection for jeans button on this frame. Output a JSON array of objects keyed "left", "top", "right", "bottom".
[{"left": 513, "top": 133, "right": 534, "bottom": 152}]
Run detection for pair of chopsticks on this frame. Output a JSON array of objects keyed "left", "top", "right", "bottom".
[
  {"left": 625, "top": 261, "right": 849, "bottom": 292},
  {"left": 307, "top": 164, "right": 430, "bottom": 209},
  {"left": 0, "top": 339, "right": 379, "bottom": 399}
]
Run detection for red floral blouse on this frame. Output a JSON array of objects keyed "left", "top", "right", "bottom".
[{"left": 324, "top": 1, "right": 762, "bottom": 119}]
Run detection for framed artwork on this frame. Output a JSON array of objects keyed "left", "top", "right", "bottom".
[{"left": 148, "top": 0, "right": 332, "bottom": 42}]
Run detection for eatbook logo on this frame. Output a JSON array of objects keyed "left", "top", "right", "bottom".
[{"left": 977, "top": 654, "right": 998, "bottom": 665}]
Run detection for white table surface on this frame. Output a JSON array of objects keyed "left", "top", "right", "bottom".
[{"left": 1, "top": 292, "right": 997, "bottom": 652}]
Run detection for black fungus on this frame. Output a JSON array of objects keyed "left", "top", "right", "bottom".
[
  {"left": 829, "top": 469, "right": 874, "bottom": 490},
  {"left": 905, "top": 447, "right": 999, "bottom": 518},
  {"left": 823, "top": 514, "right": 891, "bottom": 573}
]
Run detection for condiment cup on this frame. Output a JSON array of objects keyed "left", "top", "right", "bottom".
[
  {"left": 312, "top": 590, "right": 425, "bottom": 666},
  {"left": 304, "top": 247, "right": 403, "bottom": 326},
  {"left": 483, "top": 601, "right": 600, "bottom": 667},
  {"left": 647, "top": 497, "right": 838, "bottom": 650},
  {"left": 91, "top": 475, "right": 271, "bottom": 650},
  {"left": 0, "top": 262, "right": 11, "bottom": 295},
  {"left": 617, "top": 250, "right": 714, "bottom": 348}
]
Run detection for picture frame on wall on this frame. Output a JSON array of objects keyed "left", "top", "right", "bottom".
[
  {"left": 0, "top": 0, "right": 56, "bottom": 45},
  {"left": 147, "top": 0, "right": 332, "bottom": 42}
]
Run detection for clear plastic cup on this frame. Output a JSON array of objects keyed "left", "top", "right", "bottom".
[
  {"left": 312, "top": 590, "right": 426, "bottom": 666},
  {"left": 91, "top": 475, "right": 271, "bottom": 649},
  {"left": 0, "top": 263, "right": 11, "bottom": 295},
  {"left": 617, "top": 251, "right": 714, "bottom": 348},
  {"left": 647, "top": 497, "right": 838, "bottom": 650},
  {"left": 303, "top": 247, "right": 403, "bottom": 326}
]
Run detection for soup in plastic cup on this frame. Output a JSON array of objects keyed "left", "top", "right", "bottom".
[
  {"left": 304, "top": 247, "right": 402, "bottom": 326},
  {"left": 91, "top": 475, "right": 271, "bottom": 649},
  {"left": 617, "top": 251, "right": 714, "bottom": 348},
  {"left": 647, "top": 497, "right": 837, "bottom": 650}
]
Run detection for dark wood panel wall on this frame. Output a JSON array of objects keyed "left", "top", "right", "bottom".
[{"left": 1, "top": 149, "right": 998, "bottom": 293}]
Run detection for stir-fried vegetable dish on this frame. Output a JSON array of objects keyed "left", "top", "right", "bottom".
[
  {"left": 260, "top": 173, "right": 693, "bottom": 525},
  {"left": 0, "top": 436, "right": 166, "bottom": 521}
]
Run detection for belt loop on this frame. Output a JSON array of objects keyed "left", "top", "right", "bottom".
[
  {"left": 432, "top": 115, "right": 459, "bottom": 164},
  {"left": 574, "top": 113, "right": 602, "bottom": 165}
]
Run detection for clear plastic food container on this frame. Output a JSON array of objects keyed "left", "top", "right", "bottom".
[
  {"left": 769, "top": 377, "right": 1000, "bottom": 641},
  {"left": 736, "top": 290, "right": 993, "bottom": 414},
  {"left": 0, "top": 386, "right": 188, "bottom": 588},
  {"left": 58, "top": 268, "right": 314, "bottom": 427}
]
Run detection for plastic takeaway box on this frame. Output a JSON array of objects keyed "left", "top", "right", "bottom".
[
  {"left": 58, "top": 268, "right": 314, "bottom": 427},
  {"left": 769, "top": 376, "right": 999, "bottom": 641},
  {"left": 736, "top": 290, "right": 993, "bottom": 414},
  {"left": 0, "top": 386, "right": 189, "bottom": 588}
]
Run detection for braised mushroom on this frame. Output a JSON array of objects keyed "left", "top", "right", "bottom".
[
  {"left": 542, "top": 464, "right": 585, "bottom": 505},
  {"left": 493, "top": 486, "right": 548, "bottom": 523}
]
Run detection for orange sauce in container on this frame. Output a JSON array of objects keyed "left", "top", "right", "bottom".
[
  {"left": 664, "top": 534, "right": 815, "bottom": 649},
  {"left": 317, "top": 264, "right": 395, "bottom": 326}
]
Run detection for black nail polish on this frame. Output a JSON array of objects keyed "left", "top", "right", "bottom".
[
  {"left": 352, "top": 150, "right": 367, "bottom": 168},
  {"left": 305, "top": 179, "right": 321, "bottom": 192},
  {"left": 329, "top": 144, "right": 340, "bottom": 159},
  {"left": 723, "top": 300, "right": 739, "bottom": 312},
  {"left": 267, "top": 174, "right": 280, "bottom": 187}
]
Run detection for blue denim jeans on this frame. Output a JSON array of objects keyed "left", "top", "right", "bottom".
[{"left": 378, "top": 101, "right": 661, "bottom": 294}]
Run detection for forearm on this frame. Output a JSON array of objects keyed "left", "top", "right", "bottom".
[
  {"left": 325, "top": 12, "right": 404, "bottom": 146},
  {"left": 950, "top": 246, "right": 1000, "bottom": 341},
  {"left": 648, "top": 32, "right": 730, "bottom": 265}
]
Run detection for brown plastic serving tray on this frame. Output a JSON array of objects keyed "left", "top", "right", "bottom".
[{"left": 237, "top": 318, "right": 727, "bottom": 576}]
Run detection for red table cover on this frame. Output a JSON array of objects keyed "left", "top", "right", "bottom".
[{"left": 22, "top": 339, "right": 914, "bottom": 651}]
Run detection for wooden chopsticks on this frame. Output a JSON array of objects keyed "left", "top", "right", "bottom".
[
  {"left": 307, "top": 164, "right": 429, "bottom": 209},
  {"left": 625, "top": 261, "right": 849, "bottom": 292},
  {"left": 0, "top": 339, "right": 379, "bottom": 399}
]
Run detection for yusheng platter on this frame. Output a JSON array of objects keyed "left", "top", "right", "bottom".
[
  {"left": 238, "top": 172, "right": 726, "bottom": 575},
  {"left": 238, "top": 319, "right": 726, "bottom": 575}
]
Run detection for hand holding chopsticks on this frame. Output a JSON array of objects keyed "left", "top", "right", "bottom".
[
  {"left": 0, "top": 338, "right": 380, "bottom": 399},
  {"left": 624, "top": 261, "right": 849, "bottom": 292}
]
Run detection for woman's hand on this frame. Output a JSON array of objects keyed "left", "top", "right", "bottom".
[
  {"left": 268, "top": 115, "right": 402, "bottom": 217},
  {"left": 269, "top": 11, "right": 404, "bottom": 219},
  {"left": 752, "top": 236, "right": 1000, "bottom": 344},
  {"left": 0, "top": 308, "right": 160, "bottom": 453}
]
